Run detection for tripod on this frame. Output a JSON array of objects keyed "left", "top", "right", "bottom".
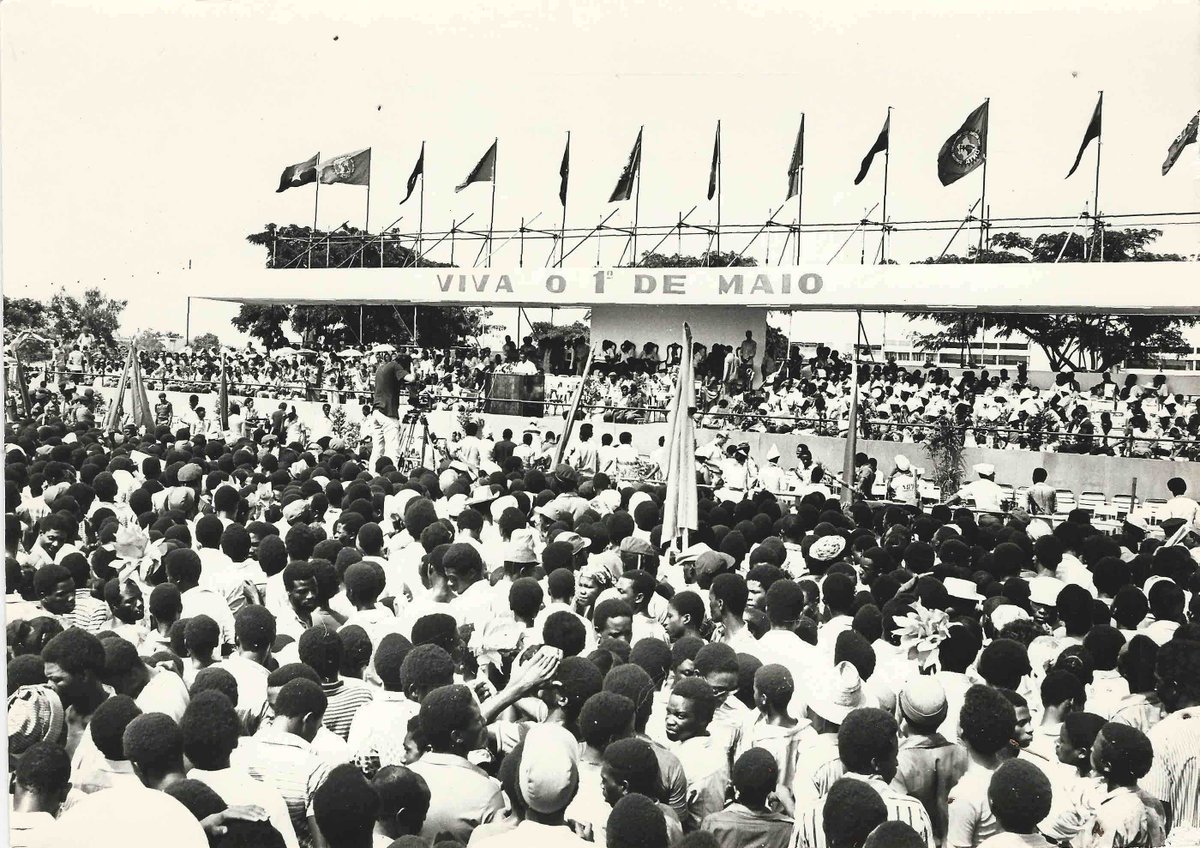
[{"left": 396, "top": 412, "right": 432, "bottom": 472}]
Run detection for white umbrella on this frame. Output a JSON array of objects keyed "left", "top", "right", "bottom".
[
  {"left": 338, "top": 349, "right": 363, "bottom": 358},
  {"left": 271, "top": 347, "right": 297, "bottom": 357},
  {"left": 369, "top": 343, "right": 396, "bottom": 353}
]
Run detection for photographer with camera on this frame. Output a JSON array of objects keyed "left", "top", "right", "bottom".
[{"left": 370, "top": 350, "right": 413, "bottom": 472}]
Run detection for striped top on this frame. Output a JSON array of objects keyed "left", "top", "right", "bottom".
[
  {"left": 791, "top": 774, "right": 936, "bottom": 848},
  {"left": 321, "top": 678, "right": 375, "bottom": 741},
  {"left": 1145, "top": 706, "right": 1200, "bottom": 831},
  {"left": 232, "top": 728, "right": 331, "bottom": 848}
]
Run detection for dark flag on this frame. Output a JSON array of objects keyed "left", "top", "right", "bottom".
[
  {"left": 854, "top": 114, "right": 889, "bottom": 185},
  {"left": 1066, "top": 94, "right": 1103, "bottom": 179},
  {"left": 276, "top": 153, "right": 319, "bottom": 193},
  {"left": 455, "top": 141, "right": 497, "bottom": 193},
  {"left": 318, "top": 149, "right": 372, "bottom": 186},
  {"left": 786, "top": 116, "right": 805, "bottom": 199},
  {"left": 399, "top": 143, "right": 424, "bottom": 205},
  {"left": 1162, "top": 110, "right": 1199, "bottom": 175},
  {"left": 707, "top": 121, "right": 721, "bottom": 201},
  {"left": 609, "top": 128, "right": 643, "bottom": 203},
  {"left": 938, "top": 101, "right": 989, "bottom": 186},
  {"left": 559, "top": 135, "right": 570, "bottom": 207}
]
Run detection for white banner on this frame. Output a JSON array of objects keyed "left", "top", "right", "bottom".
[{"left": 195, "top": 262, "right": 1198, "bottom": 314}]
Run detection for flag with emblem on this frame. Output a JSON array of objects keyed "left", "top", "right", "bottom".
[
  {"left": 938, "top": 101, "right": 989, "bottom": 186},
  {"left": 786, "top": 116, "right": 805, "bottom": 199},
  {"left": 456, "top": 141, "right": 497, "bottom": 193},
  {"left": 854, "top": 114, "right": 889, "bottom": 185},
  {"left": 399, "top": 143, "right": 424, "bottom": 206},
  {"left": 1162, "top": 110, "right": 1199, "bottom": 175},
  {"left": 609, "top": 127, "right": 643, "bottom": 203},
  {"left": 318, "top": 148, "right": 371, "bottom": 186},
  {"left": 276, "top": 153, "right": 319, "bottom": 193},
  {"left": 1065, "top": 94, "right": 1102, "bottom": 179}
]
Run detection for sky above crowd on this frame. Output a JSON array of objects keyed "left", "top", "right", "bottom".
[{"left": 2, "top": 0, "right": 1197, "bottom": 347}]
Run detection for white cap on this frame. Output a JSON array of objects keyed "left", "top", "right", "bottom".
[
  {"left": 766, "top": 444, "right": 781, "bottom": 461},
  {"left": 973, "top": 463, "right": 995, "bottom": 477},
  {"left": 895, "top": 455, "right": 911, "bottom": 471}
]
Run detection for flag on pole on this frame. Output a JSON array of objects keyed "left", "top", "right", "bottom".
[
  {"left": 559, "top": 135, "right": 570, "bottom": 207},
  {"left": 276, "top": 153, "right": 319, "bottom": 192},
  {"left": 707, "top": 121, "right": 721, "bottom": 201},
  {"left": 854, "top": 114, "right": 890, "bottom": 185},
  {"left": 1162, "top": 110, "right": 1199, "bottom": 175},
  {"left": 937, "top": 101, "right": 989, "bottom": 186},
  {"left": 317, "top": 149, "right": 371, "bottom": 186},
  {"left": 218, "top": 354, "right": 230, "bottom": 430},
  {"left": 455, "top": 141, "right": 497, "bottom": 193},
  {"left": 1066, "top": 94, "right": 1103, "bottom": 179},
  {"left": 662, "top": 323, "right": 698, "bottom": 546},
  {"left": 786, "top": 115, "right": 805, "bottom": 199},
  {"left": 399, "top": 143, "right": 424, "bottom": 205},
  {"left": 103, "top": 347, "right": 134, "bottom": 433},
  {"left": 609, "top": 128, "right": 643, "bottom": 203},
  {"left": 127, "top": 346, "right": 154, "bottom": 433}
]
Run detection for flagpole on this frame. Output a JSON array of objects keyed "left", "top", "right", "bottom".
[
  {"left": 310, "top": 151, "right": 320, "bottom": 269},
  {"left": 881, "top": 107, "right": 891, "bottom": 264},
  {"left": 633, "top": 126, "right": 643, "bottom": 265},
  {"left": 979, "top": 98, "right": 989, "bottom": 252},
  {"left": 841, "top": 310, "right": 863, "bottom": 507},
  {"left": 363, "top": 169, "right": 371, "bottom": 269},
  {"left": 1094, "top": 91, "right": 1103, "bottom": 263},
  {"left": 716, "top": 120, "right": 722, "bottom": 257},
  {"left": 796, "top": 114, "right": 805, "bottom": 265},
  {"left": 418, "top": 142, "right": 425, "bottom": 265},
  {"left": 560, "top": 131, "right": 569, "bottom": 268},
  {"left": 488, "top": 138, "right": 498, "bottom": 268}
]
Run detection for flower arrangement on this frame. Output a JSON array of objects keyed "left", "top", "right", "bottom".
[{"left": 892, "top": 600, "right": 953, "bottom": 671}]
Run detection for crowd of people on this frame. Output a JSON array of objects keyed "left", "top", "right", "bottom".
[
  {"left": 6, "top": 348, "right": 1200, "bottom": 848},
  {"left": 29, "top": 333, "right": 1200, "bottom": 462}
]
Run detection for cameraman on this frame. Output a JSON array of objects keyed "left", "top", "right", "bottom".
[{"left": 370, "top": 350, "right": 412, "bottom": 471}]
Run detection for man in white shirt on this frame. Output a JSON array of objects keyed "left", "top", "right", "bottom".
[
  {"left": 949, "top": 464, "right": 1006, "bottom": 513},
  {"left": 1161, "top": 477, "right": 1200, "bottom": 524}
]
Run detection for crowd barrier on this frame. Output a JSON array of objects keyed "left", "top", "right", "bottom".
[{"left": 97, "top": 387, "right": 1197, "bottom": 503}]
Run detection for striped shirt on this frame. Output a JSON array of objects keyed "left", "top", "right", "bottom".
[
  {"left": 321, "top": 678, "right": 375, "bottom": 741},
  {"left": 71, "top": 591, "right": 109, "bottom": 633},
  {"left": 791, "top": 733, "right": 843, "bottom": 806},
  {"left": 1144, "top": 706, "right": 1200, "bottom": 831},
  {"left": 1108, "top": 693, "right": 1168, "bottom": 736},
  {"left": 232, "top": 728, "right": 331, "bottom": 848},
  {"left": 791, "top": 774, "right": 936, "bottom": 848}
]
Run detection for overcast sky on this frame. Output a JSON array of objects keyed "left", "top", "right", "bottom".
[{"left": 2, "top": 0, "right": 1197, "bottom": 347}]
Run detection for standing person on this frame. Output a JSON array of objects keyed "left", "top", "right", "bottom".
[
  {"left": 566, "top": 423, "right": 599, "bottom": 477},
  {"left": 371, "top": 352, "right": 408, "bottom": 472},
  {"left": 888, "top": 456, "right": 920, "bottom": 507},
  {"left": 1144, "top": 639, "right": 1200, "bottom": 839},
  {"left": 9, "top": 742, "right": 72, "bottom": 848},
  {"left": 1161, "top": 476, "right": 1200, "bottom": 524},
  {"left": 1026, "top": 468, "right": 1058, "bottom": 517},
  {"left": 700, "top": 748, "right": 793, "bottom": 848},
  {"left": 893, "top": 677, "right": 969, "bottom": 847},
  {"left": 949, "top": 465, "right": 1006, "bottom": 514},
  {"left": 408, "top": 684, "right": 506, "bottom": 843},
  {"left": 947, "top": 686, "right": 1018, "bottom": 848}
]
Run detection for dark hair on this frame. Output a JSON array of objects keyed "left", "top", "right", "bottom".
[
  {"left": 543, "top": 610, "right": 587, "bottom": 657},
  {"left": 180, "top": 690, "right": 240, "bottom": 769},
  {"left": 837, "top": 708, "right": 899, "bottom": 774},
  {"left": 959, "top": 684, "right": 1016, "bottom": 756},
  {"left": 313, "top": 764, "right": 380, "bottom": 846},
  {"left": 15, "top": 741, "right": 71, "bottom": 796}
]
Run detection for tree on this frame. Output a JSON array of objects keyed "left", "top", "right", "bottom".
[
  {"left": 135, "top": 329, "right": 166, "bottom": 352},
  {"left": 238, "top": 225, "right": 490, "bottom": 349},
  {"left": 191, "top": 332, "right": 220, "bottom": 349},
  {"left": 528, "top": 320, "right": 589, "bottom": 347},
  {"left": 907, "top": 228, "right": 1196, "bottom": 372},
  {"left": 2, "top": 297, "right": 52, "bottom": 359},
  {"left": 46, "top": 287, "right": 127, "bottom": 345}
]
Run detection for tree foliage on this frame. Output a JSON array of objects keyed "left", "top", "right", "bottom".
[
  {"left": 4, "top": 288, "right": 127, "bottom": 360},
  {"left": 908, "top": 228, "right": 1195, "bottom": 372},
  {"left": 637, "top": 250, "right": 758, "bottom": 268},
  {"left": 528, "top": 320, "right": 589, "bottom": 347},
  {"left": 237, "top": 225, "right": 489, "bottom": 350},
  {"left": 191, "top": 332, "right": 220, "bottom": 349}
]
